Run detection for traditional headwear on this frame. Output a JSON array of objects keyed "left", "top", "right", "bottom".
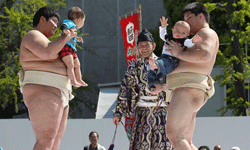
[{"left": 137, "top": 29, "right": 154, "bottom": 45}]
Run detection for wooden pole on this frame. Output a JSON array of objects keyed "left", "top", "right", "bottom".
[{"left": 138, "top": 4, "right": 142, "bottom": 32}]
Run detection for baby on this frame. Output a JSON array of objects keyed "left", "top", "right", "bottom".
[
  {"left": 147, "top": 16, "right": 202, "bottom": 94},
  {"left": 59, "top": 6, "right": 88, "bottom": 87}
]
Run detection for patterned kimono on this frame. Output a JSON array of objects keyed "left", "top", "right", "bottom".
[{"left": 114, "top": 56, "right": 173, "bottom": 150}]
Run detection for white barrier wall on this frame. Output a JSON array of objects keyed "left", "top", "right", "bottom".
[{"left": 0, "top": 117, "right": 249, "bottom": 150}]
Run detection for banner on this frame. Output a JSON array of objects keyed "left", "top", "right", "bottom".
[
  {"left": 119, "top": 12, "right": 140, "bottom": 139},
  {"left": 120, "top": 13, "right": 140, "bottom": 67},
  {"left": 124, "top": 115, "right": 134, "bottom": 139}
]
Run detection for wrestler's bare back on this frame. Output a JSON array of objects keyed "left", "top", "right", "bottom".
[
  {"left": 20, "top": 29, "right": 67, "bottom": 76},
  {"left": 170, "top": 27, "right": 219, "bottom": 76}
]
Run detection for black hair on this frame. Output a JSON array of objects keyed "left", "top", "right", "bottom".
[
  {"left": 182, "top": 2, "right": 210, "bottom": 23},
  {"left": 89, "top": 131, "right": 99, "bottom": 138},
  {"left": 198, "top": 145, "right": 210, "bottom": 150},
  {"left": 33, "top": 7, "right": 60, "bottom": 27}
]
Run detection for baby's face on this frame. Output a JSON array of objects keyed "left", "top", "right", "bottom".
[{"left": 172, "top": 24, "right": 189, "bottom": 39}]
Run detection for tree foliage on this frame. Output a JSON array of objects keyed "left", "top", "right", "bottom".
[
  {"left": 152, "top": 0, "right": 250, "bottom": 116},
  {"left": 207, "top": 0, "right": 250, "bottom": 116}
]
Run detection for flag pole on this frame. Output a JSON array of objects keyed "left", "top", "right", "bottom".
[{"left": 138, "top": 4, "right": 142, "bottom": 32}]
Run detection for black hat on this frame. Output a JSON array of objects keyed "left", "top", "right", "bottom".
[{"left": 137, "top": 29, "right": 154, "bottom": 45}]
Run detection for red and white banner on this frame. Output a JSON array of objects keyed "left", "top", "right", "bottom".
[{"left": 120, "top": 13, "right": 140, "bottom": 67}]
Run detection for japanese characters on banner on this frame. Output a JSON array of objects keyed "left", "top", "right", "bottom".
[{"left": 120, "top": 13, "right": 140, "bottom": 67}]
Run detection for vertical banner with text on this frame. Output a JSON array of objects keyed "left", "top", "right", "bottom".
[{"left": 120, "top": 13, "right": 139, "bottom": 67}]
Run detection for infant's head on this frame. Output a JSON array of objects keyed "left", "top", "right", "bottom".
[
  {"left": 172, "top": 21, "right": 190, "bottom": 39},
  {"left": 68, "top": 7, "right": 85, "bottom": 29}
]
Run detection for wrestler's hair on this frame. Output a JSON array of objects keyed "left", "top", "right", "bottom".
[
  {"left": 181, "top": 2, "right": 210, "bottom": 23},
  {"left": 33, "top": 7, "right": 60, "bottom": 27},
  {"left": 68, "top": 6, "right": 85, "bottom": 20},
  {"left": 89, "top": 131, "right": 99, "bottom": 138}
]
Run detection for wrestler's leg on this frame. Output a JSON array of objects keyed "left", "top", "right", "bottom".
[
  {"left": 62, "top": 55, "right": 81, "bottom": 87},
  {"left": 23, "top": 84, "right": 65, "bottom": 150},
  {"left": 74, "top": 57, "right": 88, "bottom": 86},
  {"left": 166, "top": 87, "right": 205, "bottom": 150},
  {"left": 51, "top": 105, "right": 69, "bottom": 150},
  {"left": 185, "top": 112, "right": 198, "bottom": 150}
]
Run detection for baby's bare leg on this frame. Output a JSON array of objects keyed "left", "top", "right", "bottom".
[
  {"left": 62, "top": 55, "right": 81, "bottom": 87},
  {"left": 74, "top": 58, "right": 88, "bottom": 86}
]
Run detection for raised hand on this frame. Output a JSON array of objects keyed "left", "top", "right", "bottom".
[{"left": 160, "top": 16, "right": 169, "bottom": 27}]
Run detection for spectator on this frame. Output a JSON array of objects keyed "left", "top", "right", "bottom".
[
  {"left": 83, "top": 131, "right": 106, "bottom": 150},
  {"left": 214, "top": 145, "right": 222, "bottom": 150},
  {"left": 199, "top": 145, "right": 210, "bottom": 150}
]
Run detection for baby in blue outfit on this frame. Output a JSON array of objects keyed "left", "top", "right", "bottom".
[{"left": 59, "top": 7, "right": 88, "bottom": 87}]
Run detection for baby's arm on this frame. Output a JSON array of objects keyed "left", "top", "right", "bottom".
[
  {"left": 159, "top": 27, "right": 167, "bottom": 41},
  {"left": 192, "top": 34, "right": 202, "bottom": 43},
  {"left": 159, "top": 16, "right": 169, "bottom": 41},
  {"left": 184, "top": 34, "right": 203, "bottom": 48}
]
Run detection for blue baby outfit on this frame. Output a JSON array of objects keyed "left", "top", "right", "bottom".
[{"left": 61, "top": 19, "right": 78, "bottom": 51}]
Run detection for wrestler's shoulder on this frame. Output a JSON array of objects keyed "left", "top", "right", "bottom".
[
  {"left": 23, "top": 30, "right": 45, "bottom": 40},
  {"left": 199, "top": 27, "right": 218, "bottom": 36}
]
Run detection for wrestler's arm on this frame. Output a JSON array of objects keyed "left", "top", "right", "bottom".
[
  {"left": 22, "top": 29, "right": 76, "bottom": 60},
  {"left": 168, "top": 29, "right": 217, "bottom": 63}
]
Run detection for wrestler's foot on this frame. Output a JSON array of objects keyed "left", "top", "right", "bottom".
[
  {"left": 150, "top": 84, "right": 165, "bottom": 95},
  {"left": 77, "top": 79, "right": 88, "bottom": 87},
  {"left": 71, "top": 79, "right": 81, "bottom": 87},
  {"left": 148, "top": 58, "right": 158, "bottom": 70}
]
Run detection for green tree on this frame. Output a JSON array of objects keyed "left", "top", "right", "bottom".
[
  {"left": 0, "top": 0, "right": 66, "bottom": 118},
  {"left": 206, "top": 0, "right": 250, "bottom": 116},
  {"left": 152, "top": 0, "right": 250, "bottom": 116}
]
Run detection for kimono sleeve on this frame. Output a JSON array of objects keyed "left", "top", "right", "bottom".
[{"left": 113, "top": 66, "right": 138, "bottom": 118}]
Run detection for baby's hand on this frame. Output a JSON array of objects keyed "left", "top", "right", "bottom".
[
  {"left": 192, "top": 34, "right": 202, "bottom": 43},
  {"left": 160, "top": 16, "right": 168, "bottom": 27},
  {"left": 77, "top": 37, "right": 84, "bottom": 43}
]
